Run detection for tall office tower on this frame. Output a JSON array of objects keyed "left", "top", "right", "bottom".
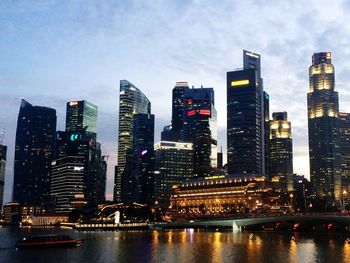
[
  {"left": 0, "top": 144, "right": 7, "bottom": 209},
  {"left": 13, "top": 99, "right": 57, "bottom": 205},
  {"left": 183, "top": 87, "right": 217, "bottom": 177},
  {"left": 122, "top": 114, "right": 154, "bottom": 205},
  {"left": 307, "top": 52, "right": 341, "bottom": 204},
  {"left": 50, "top": 156, "right": 86, "bottom": 213},
  {"left": 263, "top": 91, "right": 270, "bottom": 177},
  {"left": 115, "top": 80, "right": 151, "bottom": 202},
  {"left": 171, "top": 82, "right": 190, "bottom": 141},
  {"left": 227, "top": 50, "right": 265, "bottom": 175},
  {"left": 269, "top": 112, "right": 293, "bottom": 196},
  {"left": 338, "top": 112, "right": 350, "bottom": 200},
  {"left": 154, "top": 141, "right": 193, "bottom": 207}
]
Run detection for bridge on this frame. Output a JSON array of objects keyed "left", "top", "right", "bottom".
[{"left": 152, "top": 214, "right": 350, "bottom": 231}]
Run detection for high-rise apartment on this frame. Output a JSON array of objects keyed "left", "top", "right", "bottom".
[
  {"left": 307, "top": 52, "right": 341, "bottom": 204},
  {"left": 13, "top": 99, "right": 57, "bottom": 205},
  {"left": 115, "top": 80, "right": 151, "bottom": 202}
]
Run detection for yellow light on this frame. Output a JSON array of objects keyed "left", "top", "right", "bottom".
[
  {"left": 231, "top": 80, "right": 250, "bottom": 87},
  {"left": 70, "top": 101, "right": 78, "bottom": 106}
]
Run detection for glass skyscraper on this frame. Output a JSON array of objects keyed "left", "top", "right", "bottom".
[
  {"left": 183, "top": 87, "right": 217, "bottom": 177},
  {"left": 307, "top": 52, "right": 341, "bottom": 204},
  {"left": 13, "top": 99, "right": 57, "bottom": 205},
  {"left": 269, "top": 112, "right": 293, "bottom": 197},
  {"left": 227, "top": 50, "right": 265, "bottom": 175},
  {"left": 338, "top": 112, "right": 350, "bottom": 203},
  {"left": 115, "top": 80, "right": 151, "bottom": 202}
]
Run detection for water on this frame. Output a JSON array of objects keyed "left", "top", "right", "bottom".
[{"left": 0, "top": 226, "right": 350, "bottom": 263}]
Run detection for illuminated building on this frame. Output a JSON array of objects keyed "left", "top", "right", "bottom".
[
  {"left": 263, "top": 91, "right": 270, "bottom": 177},
  {"left": 293, "top": 174, "right": 311, "bottom": 213},
  {"left": 169, "top": 175, "right": 279, "bottom": 218},
  {"left": 50, "top": 156, "right": 86, "bottom": 213},
  {"left": 115, "top": 80, "right": 151, "bottom": 202},
  {"left": 217, "top": 147, "right": 223, "bottom": 169},
  {"left": 0, "top": 144, "right": 7, "bottom": 209},
  {"left": 338, "top": 112, "right": 350, "bottom": 203},
  {"left": 183, "top": 87, "right": 217, "bottom": 177},
  {"left": 307, "top": 52, "right": 341, "bottom": 204},
  {"left": 172, "top": 82, "right": 190, "bottom": 141},
  {"left": 66, "top": 100, "right": 97, "bottom": 140},
  {"left": 269, "top": 112, "right": 293, "bottom": 197},
  {"left": 227, "top": 50, "right": 266, "bottom": 175},
  {"left": 154, "top": 141, "right": 193, "bottom": 207},
  {"left": 13, "top": 99, "right": 57, "bottom": 205},
  {"left": 122, "top": 114, "right": 155, "bottom": 205}
]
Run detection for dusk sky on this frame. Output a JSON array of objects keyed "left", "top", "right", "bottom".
[{"left": 2, "top": 0, "right": 350, "bottom": 202}]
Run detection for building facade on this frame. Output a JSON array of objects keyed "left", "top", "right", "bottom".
[
  {"left": 338, "top": 112, "right": 350, "bottom": 204},
  {"left": 115, "top": 80, "right": 151, "bottom": 202},
  {"left": 307, "top": 52, "right": 341, "bottom": 204},
  {"left": 183, "top": 87, "right": 217, "bottom": 177},
  {"left": 13, "top": 99, "right": 57, "bottom": 205},
  {"left": 122, "top": 114, "right": 155, "bottom": 205},
  {"left": 154, "top": 141, "right": 193, "bottom": 207},
  {"left": 269, "top": 112, "right": 293, "bottom": 197},
  {"left": 227, "top": 50, "right": 265, "bottom": 176},
  {"left": 0, "top": 144, "right": 7, "bottom": 209}
]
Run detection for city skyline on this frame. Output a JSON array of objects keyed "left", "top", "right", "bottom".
[{"left": 3, "top": 1, "right": 350, "bottom": 202}]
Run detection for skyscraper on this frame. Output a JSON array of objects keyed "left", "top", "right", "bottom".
[
  {"left": 338, "top": 112, "right": 350, "bottom": 200},
  {"left": 13, "top": 99, "right": 57, "bottom": 205},
  {"left": 154, "top": 141, "right": 193, "bottom": 207},
  {"left": 66, "top": 100, "right": 97, "bottom": 140},
  {"left": 171, "top": 82, "right": 189, "bottom": 141},
  {"left": 227, "top": 50, "right": 265, "bottom": 175},
  {"left": 183, "top": 87, "right": 217, "bottom": 177},
  {"left": 115, "top": 80, "right": 151, "bottom": 202},
  {"left": 307, "top": 52, "right": 341, "bottom": 204},
  {"left": 122, "top": 113, "right": 155, "bottom": 205},
  {"left": 269, "top": 112, "right": 293, "bottom": 196},
  {"left": 0, "top": 144, "right": 7, "bottom": 209}
]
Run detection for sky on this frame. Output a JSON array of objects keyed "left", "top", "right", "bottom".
[{"left": 2, "top": 0, "right": 350, "bottom": 202}]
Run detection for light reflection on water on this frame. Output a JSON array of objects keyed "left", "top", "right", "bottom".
[{"left": 1, "top": 227, "right": 350, "bottom": 263}]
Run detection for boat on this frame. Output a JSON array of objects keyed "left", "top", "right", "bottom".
[{"left": 16, "top": 234, "right": 82, "bottom": 248}]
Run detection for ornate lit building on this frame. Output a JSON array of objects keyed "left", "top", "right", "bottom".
[
  {"left": 307, "top": 52, "right": 341, "bottom": 204},
  {"left": 169, "top": 175, "right": 279, "bottom": 219}
]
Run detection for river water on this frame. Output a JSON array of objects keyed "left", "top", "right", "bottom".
[{"left": 0, "top": 226, "right": 349, "bottom": 263}]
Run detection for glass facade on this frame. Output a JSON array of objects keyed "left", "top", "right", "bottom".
[
  {"left": 13, "top": 99, "right": 57, "bottom": 205},
  {"left": 172, "top": 82, "right": 189, "bottom": 141},
  {"left": 307, "top": 52, "right": 341, "bottom": 204},
  {"left": 183, "top": 87, "right": 217, "bottom": 177},
  {"left": 269, "top": 112, "right": 293, "bottom": 197},
  {"left": 154, "top": 141, "right": 193, "bottom": 207},
  {"left": 338, "top": 112, "right": 350, "bottom": 204},
  {"left": 115, "top": 80, "right": 151, "bottom": 202},
  {"left": 227, "top": 50, "right": 265, "bottom": 176}
]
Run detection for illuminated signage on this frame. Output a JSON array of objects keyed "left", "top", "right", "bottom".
[
  {"left": 339, "top": 113, "right": 349, "bottom": 117},
  {"left": 70, "top": 101, "right": 79, "bottom": 106},
  {"left": 199, "top": 109, "right": 211, "bottom": 116},
  {"left": 187, "top": 99, "right": 193, "bottom": 104},
  {"left": 187, "top": 110, "right": 196, "bottom": 116},
  {"left": 70, "top": 134, "right": 79, "bottom": 141},
  {"left": 141, "top": 149, "right": 148, "bottom": 156},
  {"left": 231, "top": 80, "right": 250, "bottom": 87}
]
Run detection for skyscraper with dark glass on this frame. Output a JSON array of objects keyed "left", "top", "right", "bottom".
[
  {"left": 0, "top": 144, "right": 7, "bottom": 209},
  {"left": 227, "top": 50, "right": 265, "bottom": 175},
  {"left": 122, "top": 113, "right": 155, "bottom": 205},
  {"left": 269, "top": 112, "right": 293, "bottom": 197},
  {"left": 307, "top": 52, "right": 341, "bottom": 204},
  {"left": 183, "top": 87, "right": 217, "bottom": 177},
  {"left": 338, "top": 112, "right": 350, "bottom": 201},
  {"left": 171, "top": 82, "right": 189, "bottom": 141},
  {"left": 13, "top": 99, "right": 57, "bottom": 205},
  {"left": 115, "top": 80, "right": 151, "bottom": 202}
]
